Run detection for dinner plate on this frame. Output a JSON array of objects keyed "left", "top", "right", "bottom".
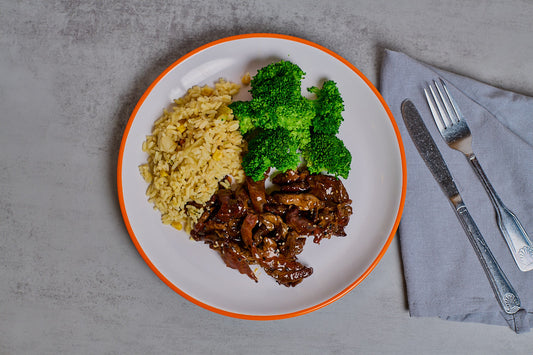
[{"left": 117, "top": 33, "right": 406, "bottom": 319}]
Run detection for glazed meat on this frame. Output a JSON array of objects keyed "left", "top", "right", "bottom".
[
  {"left": 272, "top": 193, "right": 325, "bottom": 211},
  {"left": 271, "top": 168, "right": 308, "bottom": 185},
  {"left": 307, "top": 173, "right": 350, "bottom": 203},
  {"left": 246, "top": 176, "right": 267, "bottom": 213},
  {"left": 240, "top": 213, "right": 258, "bottom": 247},
  {"left": 191, "top": 168, "right": 353, "bottom": 287},
  {"left": 220, "top": 243, "right": 258, "bottom": 282}
]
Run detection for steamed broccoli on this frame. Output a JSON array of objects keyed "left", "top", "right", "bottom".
[
  {"left": 249, "top": 60, "right": 305, "bottom": 102},
  {"left": 308, "top": 80, "right": 345, "bottom": 135},
  {"left": 229, "top": 61, "right": 315, "bottom": 138},
  {"left": 229, "top": 101, "right": 256, "bottom": 134},
  {"left": 302, "top": 133, "right": 352, "bottom": 179},
  {"left": 230, "top": 60, "right": 351, "bottom": 181},
  {"left": 242, "top": 128, "right": 301, "bottom": 181}
]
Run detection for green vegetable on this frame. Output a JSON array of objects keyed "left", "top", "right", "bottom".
[
  {"left": 308, "top": 80, "right": 345, "bottom": 135},
  {"left": 230, "top": 60, "right": 351, "bottom": 180},
  {"left": 249, "top": 60, "right": 305, "bottom": 102},
  {"left": 229, "top": 101, "right": 256, "bottom": 134},
  {"left": 302, "top": 133, "right": 352, "bottom": 179},
  {"left": 230, "top": 61, "right": 315, "bottom": 140},
  {"left": 242, "top": 128, "right": 301, "bottom": 181}
]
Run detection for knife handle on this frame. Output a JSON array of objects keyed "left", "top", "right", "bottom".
[{"left": 454, "top": 201, "right": 521, "bottom": 314}]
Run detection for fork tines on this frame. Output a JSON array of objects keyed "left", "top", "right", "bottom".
[{"left": 424, "top": 79, "right": 464, "bottom": 130}]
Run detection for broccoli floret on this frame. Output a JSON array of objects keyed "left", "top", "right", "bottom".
[
  {"left": 229, "top": 101, "right": 256, "bottom": 134},
  {"left": 288, "top": 128, "right": 311, "bottom": 150},
  {"left": 242, "top": 128, "right": 301, "bottom": 181},
  {"left": 249, "top": 60, "right": 305, "bottom": 102},
  {"left": 303, "top": 133, "right": 351, "bottom": 178},
  {"left": 243, "top": 96, "right": 315, "bottom": 137},
  {"left": 230, "top": 61, "right": 314, "bottom": 135},
  {"left": 275, "top": 96, "right": 315, "bottom": 132},
  {"left": 308, "top": 80, "right": 345, "bottom": 135}
]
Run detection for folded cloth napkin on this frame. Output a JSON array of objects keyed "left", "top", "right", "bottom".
[{"left": 380, "top": 49, "right": 533, "bottom": 333}]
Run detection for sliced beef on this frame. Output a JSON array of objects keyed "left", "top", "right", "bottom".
[
  {"left": 271, "top": 193, "right": 325, "bottom": 211},
  {"left": 246, "top": 176, "right": 267, "bottom": 213},
  {"left": 307, "top": 173, "right": 351, "bottom": 203},
  {"left": 190, "top": 167, "right": 352, "bottom": 287}
]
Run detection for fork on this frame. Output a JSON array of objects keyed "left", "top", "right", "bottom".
[{"left": 424, "top": 79, "right": 533, "bottom": 272}]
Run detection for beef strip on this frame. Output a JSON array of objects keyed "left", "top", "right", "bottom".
[
  {"left": 252, "top": 237, "right": 313, "bottom": 287},
  {"left": 241, "top": 213, "right": 258, "bottom": 247},
  {"left": 214, "top": 188, "right": 246, "bottom": 222},
  {"left": 307, "top": 173, "right": 351, "bottom": 204},
  {"left": 263, "top": 203, "right": 289, "bottom": 216},
  {"left": 219, "top": 243, "right": 258, "bottom": 282},
  {"left": 285, "top": 206, "right": 325, "bottom": 241},
  {"left": 279, "top": 180, "right": 310, "bottom": 193},
  {"left": 271, "top": 168, "right": 309, "bottom": 185},
  {"left": 246, "top": 176, "right": 267, "bottom": 213},
  {"left": 279, "top": 230, "right": 306, "bottom": 258},
  {"left": 271, "top": 193, "right": 325, "bottom": 211}
]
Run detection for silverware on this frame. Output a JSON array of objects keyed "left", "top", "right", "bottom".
[
  {"left": 401, "top": 99, "right": 521, "bottom": 315},
  {"left": 424, "top": 79, "right": 533, "bottom": 272}
]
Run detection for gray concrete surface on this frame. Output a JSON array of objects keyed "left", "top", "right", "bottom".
[{"left": 1, "top": 0, "right": 533, "bottom": 353}]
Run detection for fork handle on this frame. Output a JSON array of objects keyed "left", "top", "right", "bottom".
[
  {"left": 454, "top": 201, "right": 521, "bottom": 314},
  {"left": 468, "top": 154, "right": 533, "bottom": 272}
]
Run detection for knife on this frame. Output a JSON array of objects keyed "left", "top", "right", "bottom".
[{"left": 400, "top": 99, "right": 521, "bottom": 315}]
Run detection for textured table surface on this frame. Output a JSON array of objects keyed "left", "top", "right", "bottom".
[{"left": 2, "top": 1, "right": 533, "bottom": 354}]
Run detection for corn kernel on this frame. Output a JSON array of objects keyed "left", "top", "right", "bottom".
[
  {"left": 177, "top": 125, "right": 186, "bottom": 133},
  {"left": 218, "top": 106, "right": 231, "bottom": 116},
  {"left": 171, "top": 222, "right": 183, "bottom": 230},
  {"left": 160, "top": 170, "right": 168, "bottom": 177},
  {"left": 212, "top": 149, "right": 222, "bottom": 161},
  {"left": 241, "top": 72, "right": 251, "bottom": 85}
]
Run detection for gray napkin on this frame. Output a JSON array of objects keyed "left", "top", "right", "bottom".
[{"left": 380, "top": 49, "right": 533, "bottom": 333}]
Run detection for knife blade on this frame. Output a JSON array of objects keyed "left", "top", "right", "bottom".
[
  {"left": 400, "top": 99, "right": 521, "bottom": 315},
  {"left": 401, "top": 99, "right": 460, "bottom": 203}
]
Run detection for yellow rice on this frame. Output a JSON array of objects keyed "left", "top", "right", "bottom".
[{"left": 139, "top": 79, "right": 245, "bottom": 233}]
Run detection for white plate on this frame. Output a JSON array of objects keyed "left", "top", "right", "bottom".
[{"left": 117, "top": 34, "right": 406, "bottom": 319}]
